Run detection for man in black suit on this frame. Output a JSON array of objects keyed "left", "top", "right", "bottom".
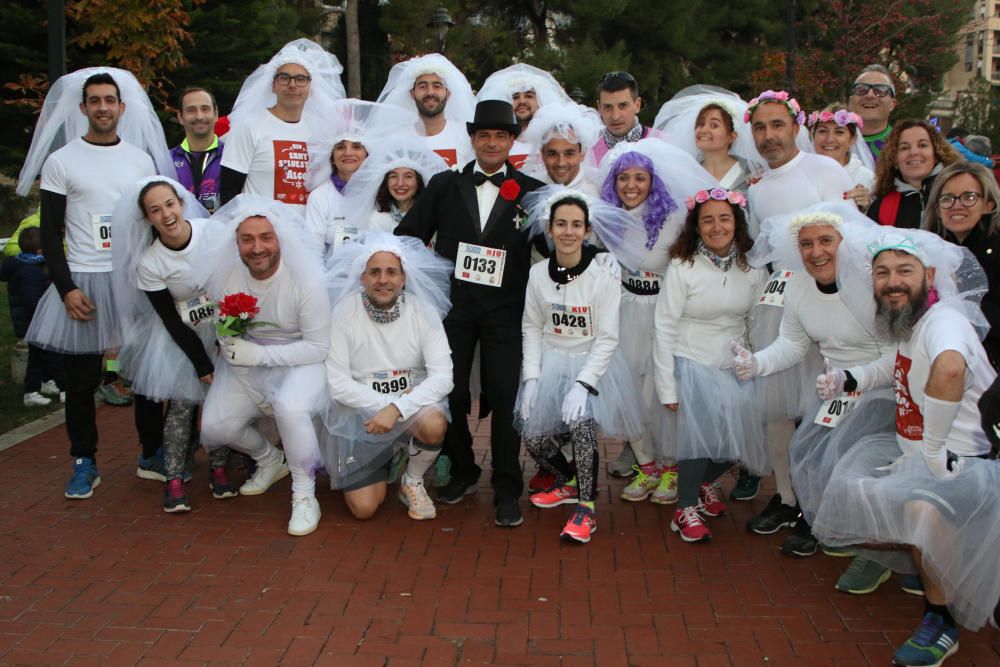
[{"left": 395, "top": 100, "right": 544, "bottom": 527}]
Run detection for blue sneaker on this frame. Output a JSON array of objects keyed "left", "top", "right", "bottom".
[
  {"left": 901, "top": 574, "right": 925, "bottom": 597},
  {"left": 65, "top": 458, "right": 101, "bottom": 499},
  {"left": 136, "top": 450, "right": 167, "bottom": 482},
  {"left": 892, "top": 613, "right": 959, "bottom": 666}
]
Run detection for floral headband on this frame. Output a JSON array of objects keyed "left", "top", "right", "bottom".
[
  {"left": 807, "top": 109, "right": 864, "bottom": 130},
  {"left": 685, "top": 187, "right": 747, "bottom": 210},
  {"left": 744, "top": 90, "right": 805, "bottom": 125}
]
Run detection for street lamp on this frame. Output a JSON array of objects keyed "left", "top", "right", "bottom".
[{"left": 426, "top": 6, "right": 455, "bottom": 52}]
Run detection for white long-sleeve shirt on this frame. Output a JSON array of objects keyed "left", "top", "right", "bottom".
[
  {"left": 754, "top": 273, "right": 887, "bottom": 377},
  {"left": 219, "top": 260, "right": 330, "bottom": 367},
  {"left": 654, "top": 254, "right": 767, "bottom": 404},
  {"left": 304, "top": 181, "right": 352, "bottom": 253},
  {"left": 748, "top": 152, "right": 853, "bottom": 236},
  {"left": 522, "top": 252, "right": 622, "bottom": 388},
  {"left": 326, "top": 295, "right": 453, "bottom": 420}
]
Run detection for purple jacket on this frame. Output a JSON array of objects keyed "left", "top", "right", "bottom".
[{"left": 171, "top": 137, "right": 223, "bottom": 212}]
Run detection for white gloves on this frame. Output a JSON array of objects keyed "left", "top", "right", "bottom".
[
  {"left": 730, "top": 340, "right": 757, "bottom": 381},
  {"left": 519, "top": 379, "right": 538, "bottom": 421},
  {"left": 922, "top": 395, "right": 964, "bottom": 480},
  {"left": 562, "top": 383, "right": 589, "bottom": 424},
  {"left": 221, "top": 337, "right": 264, "bottom": 366},
  {"left": 816, "top": 358, "right": 846, "bottom": 400}
]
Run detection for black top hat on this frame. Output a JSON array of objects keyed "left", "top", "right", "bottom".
[{"left": 466, "top": 99, "right": 520, "bottom": 137}]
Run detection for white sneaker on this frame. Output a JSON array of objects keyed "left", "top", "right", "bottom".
[
  {"left": 40, "top": 380, "right": 60, "bottom": 397},
  {"left": 399, "top": 479, "right": 437, "bottom": 520},
  {"left": 238, "top": 458, "right": 289, "bottom": 495},
  {"left": 287, "top": 495, "right": 321, "bottom": 536},
  {"left": 23, "top": 392, "right": 52, "bottom": 407}
]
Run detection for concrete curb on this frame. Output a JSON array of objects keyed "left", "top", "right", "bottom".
[{"left": 0, "top": 408, "right": 66, "bottom": 453}]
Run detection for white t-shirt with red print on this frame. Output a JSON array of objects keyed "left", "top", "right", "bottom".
[
  {"left": 222, "top": 111, "right": 318, "bottom": 211},
  {"left": 891, "top": 303, "right": 995, "bottom": 457}
]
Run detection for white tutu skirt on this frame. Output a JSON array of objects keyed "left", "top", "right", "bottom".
[
  {"left": 661, "top": 356, "right": 768, "bottom": 475},
  {"left": 750, "top": 304, "right": 822, "bottom": 421},
  {"left": 26, "top": 271, "right": 121, "bottom": 354},
  {"left": 514, "top": 346, "right": 645, "bottom": 441},
  {"left": 813, "top": 437, "right": 1000, "bottom": 630},
  {"left": 320, "top": 401, "right": 450, "bottom": 490},
  {"left": 119, "top": 317, "right": 217, "bottom": 403},
  {"left": 789, "top": 389, "right": 896, "bottom": 523},
  {"left": 620, "top": 292, "right": 664, "bottom": 454}
]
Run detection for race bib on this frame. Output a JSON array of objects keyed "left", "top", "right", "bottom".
[
  {"left": 622, "top": 267, "right": 662, "bottom": 294},
  {"left": 814, "top": 390, "right": 862, "bottom": 428},
  {"left": 368, "top": 369, "right": 412, "bottom": 395},
  {"left": 91, "top": 214, "right": 112, "bottom": 251},
  {"left": 545, "top": 303, "right": 594, "bottom": 338},
  {"left": 176, "top": 293, "right": 215, "bottom": 328},
  {"left": 455, "top": 242, "right": 506, "bottom": 287},
  {"left": 331, "top": 224, "right": 359, "bottom": 249},
  {"left": 758, "top": 270, "right": 794, "bottom": 307}
]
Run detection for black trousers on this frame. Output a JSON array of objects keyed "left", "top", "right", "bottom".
[
  {"left": 24, "top": 344, "right": 65, "bottom": 393},
  {"left": 63, "top": 353, "right": 103, "bottom": 459},
  {"left": 134, "top": 394, "right": 165, "bottom": 459},
  {"left": 443, "top": 300, "right": 524, "bottom": 501}
]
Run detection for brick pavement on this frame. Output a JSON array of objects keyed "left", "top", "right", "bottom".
[{"left": 0, "top": 406, "right": 998, "bottom": 666}]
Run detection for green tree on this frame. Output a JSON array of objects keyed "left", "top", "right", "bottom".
[{"left": 955, "top": 77, "right": 1000, "bottom": 148}]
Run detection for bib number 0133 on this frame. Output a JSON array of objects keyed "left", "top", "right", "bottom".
[{"left": 455, "top": 242, "right": 506, "bottom": 287}]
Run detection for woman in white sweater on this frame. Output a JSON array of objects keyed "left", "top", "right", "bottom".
[
  {"left": 515, "top": 187, "right": 645, "bottom": 544},
  {"left": 653, "top": 188, "right": 767, "bottom": 543}
]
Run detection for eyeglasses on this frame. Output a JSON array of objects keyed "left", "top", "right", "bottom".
[
  {"left": 851, "top": 83, "right": 894, "bottom": 98},
  {"left": 274, "top": 73, "right": 312, "bottom": 87},
  {"left": 937, "top": 191, "right": 984, "bottom": 208}
]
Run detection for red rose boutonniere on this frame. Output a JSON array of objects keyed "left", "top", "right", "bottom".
[{"left": 499, "top": 178, "right": 520, "bottom": 201}]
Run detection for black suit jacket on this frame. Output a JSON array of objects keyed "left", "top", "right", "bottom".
[{"left": 395, "top": 160, "right": 544, "bottom": 312}]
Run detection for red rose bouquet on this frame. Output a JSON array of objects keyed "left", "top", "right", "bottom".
[{"left": 215, "top": 292, "right": 272, "bottom": 337}]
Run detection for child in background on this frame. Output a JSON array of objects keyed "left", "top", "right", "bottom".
[{"left": 1, "top": 227, "right": 65, "bottom": 406}]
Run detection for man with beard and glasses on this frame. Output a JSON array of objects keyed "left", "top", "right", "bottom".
[
  {"left": 377, "top": 54, "right": 476, "bottom": 168},
  {"left": 811, "top": 229, "right": 999, "bottom": 667}
]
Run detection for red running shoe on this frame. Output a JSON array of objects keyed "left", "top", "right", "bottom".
[
  {"left": 530, "top": 484, "right": 579, "bottom": 508},
  {"left": 699, "top": 481, "right": 727, "bottom": 517},
  {"left": 560, "top": 505, "right": 596, "bottom": 544},
  {"left": 528, "top": 468, "right": 556, "bottom": 493},
  {"left": 671, "top": 505, "right": 712, "bottom": 543}
]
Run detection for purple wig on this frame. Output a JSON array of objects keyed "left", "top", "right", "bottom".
[{"left": 599, "top": 151, "right": 678, "bottom": 250}]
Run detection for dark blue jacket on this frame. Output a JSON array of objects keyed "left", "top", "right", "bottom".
[{"left": 1, "top": 253, "right": 50, "bottom": 338}]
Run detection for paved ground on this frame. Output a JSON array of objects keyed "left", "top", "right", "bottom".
[{"left": 0, "top": 406, "right": 998, "bottom": 666}]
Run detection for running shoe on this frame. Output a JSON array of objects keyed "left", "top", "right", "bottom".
[
  {"left": 530, "top": 484, "right": 579, "bottom": 508},
  {"left": 560, "top": 505, "right": 596, "bottom": 543},
  {"left": 399, "top": 480, "right": 436, "bottom": 520},
  {"left": 746, "top": 494, "right": 800, "bottom": 535},
  {"left": 209, "top": 467, "right": 239, "bottom": 499},
  {"left": 699, "top": 481, "right": 727, "bottom": 517},
  {"left": 650, "top": 465, "right": 678, "bottom": 504},
  {"left": 730, "top": 467, "right": 761, "bottom": 501},
  {"left": 891, "top": 612, "right": 958, "bottom": 666},
  {"left": 671, "top": 504, "right": 711, "bottom": 543},
  {"left": 836, "top": 556, "right": 892, "bottom": 594},
  {"left": 163, "top": 478, "right": 191, "bottom": 513},
  {"left": 65, "top": 458, "right": 100, "bottom": 499},
  {"left": 620, "top": 465, "right": 660, "bottom": 502}
]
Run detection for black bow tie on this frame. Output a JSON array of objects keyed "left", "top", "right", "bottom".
[{"left": 473, "top": 170, "right": 505, "bottom": 187}]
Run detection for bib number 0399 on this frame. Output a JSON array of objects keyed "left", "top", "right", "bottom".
[{"left": 368, "top": 369, "right": 412, "bottom": 395}]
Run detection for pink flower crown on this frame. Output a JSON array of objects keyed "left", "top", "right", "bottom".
[
  {"left": 744, "top": 90, "right": 805, "bottom": 125},
  {"left": 807, "top": 109, "right": 864, "bottom": 130},
  {"left": 685, "top": 188, "right": 747, "bottom": 210}
]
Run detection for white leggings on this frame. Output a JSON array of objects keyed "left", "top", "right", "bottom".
[{"left": 202, "top": 362, "right": 326, "bottom": 497}]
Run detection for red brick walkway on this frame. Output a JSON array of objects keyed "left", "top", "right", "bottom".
[{"left": 1, "top": 407, "right": 998, "bottom": 666}]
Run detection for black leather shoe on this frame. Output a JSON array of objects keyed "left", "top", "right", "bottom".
[
  {"left": 436, "top": 475, "right": 478, "bottom": 504},
  {"left": 494, "top": 497, "right": 524, "bottom": 527}
]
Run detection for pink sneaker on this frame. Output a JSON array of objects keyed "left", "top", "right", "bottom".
[
  {"left": 560, "top": 505, "right": 596, "bottom": 544},
  {"left": 699, "top": 481, "right": 727, "bottom": 517},
  {"left": 671, "top": 505, "right": 711, "bottom": 543},
  {"left": 530, "top": 484, "right": 579, "bottom": 508}
]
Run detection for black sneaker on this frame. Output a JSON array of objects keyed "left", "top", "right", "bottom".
[
  {"left": 436, "top": 474, "right": 479, "bottom": 504},
  {"left": 494, "top": 497, "right": 524, "bottom": 527},
  {"left": 747, "top": 494, "right": 801, "bottom": 535},
  {"left": 730, "top": 467, "right": 761, "bottom": 501},
  {"left": 780, "top": 519, "right": 818, "bottom": 557},
  {"left": 163, "top": 479, "right": 191, "bottom": 513}
]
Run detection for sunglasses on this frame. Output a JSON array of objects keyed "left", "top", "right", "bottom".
[{"left": 851, "top": 83, "right": 894, "bottom": 98}]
